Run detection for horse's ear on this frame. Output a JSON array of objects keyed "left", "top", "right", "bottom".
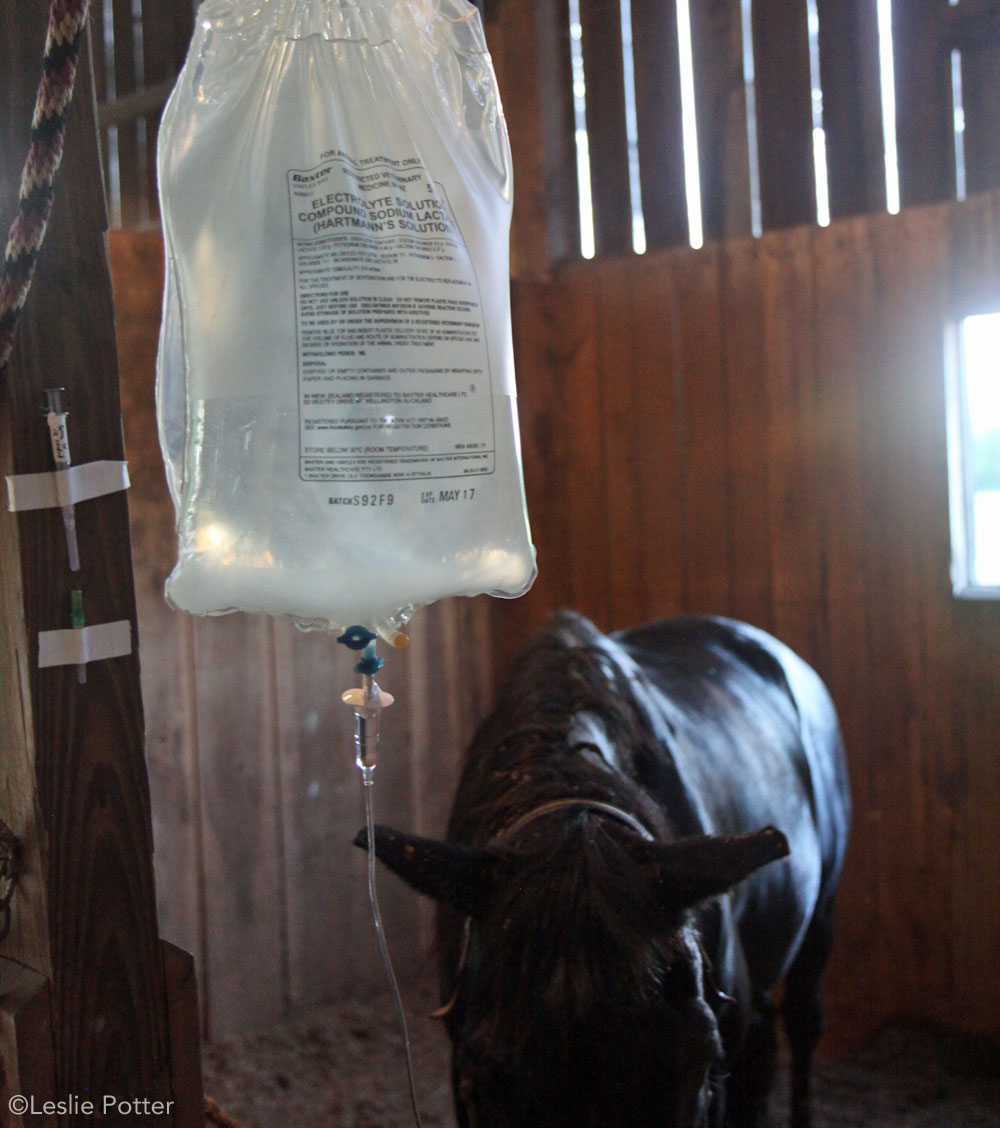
[
  {"left": 354, "top": 825, "right": 502, "bottom": 915},
  {"left": 647, "top": 826, "right": 789, "bottom": 909}
]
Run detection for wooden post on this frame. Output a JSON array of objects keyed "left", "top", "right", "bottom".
[
  {"left": 0, "top": 5, "right": 202, "bottom": 1125},
  {"left": 751, "top": 0, "right": 817, "bottom": 230}
]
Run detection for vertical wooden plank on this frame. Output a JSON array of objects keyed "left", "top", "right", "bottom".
[
  {"left": 689, "top": 0, "right": 754, "bottom": 241},
  {"left": 751, "top": 0, "right": 816, "bottom": 230},
  {"left": 846, "top": 208, "right": 919, "bottom": 1030},
  {"left": 111, "top": 0, "right": 143, "bottom": 226},
  {"left": 369, "top": 623, "right": 424, "bottom": 985},
  {"left": 629, "top": 252, "right": 686, "bottom": 619},
  {"left": 406, "top": 598, "right": 487, "bottom": 955},
  {"left": 491, "top": 277, "right": 577, "bottom": 672},
  {"left": 489, "top": 333, "right": 551, "bottom": 664},
  {"left": 193, "top": 615, "right": 286, "bottom": 1038},
  {"left": 579, "top": 0, "right": 633, "bottom": 255},
  {"left": 596, "top": 257, "right": 644, "bottom": 624},
  {"left": 162, "top": 942, "right": 207, "bottom": 1128},
  {"left": 562, "top": 265, "right": 613, "bottom": 625},
  {"left": 139, "top": 0, "right": 177, "bottom": 226},
  {"left": 272, "top": 623, "right": 374, "bottom": 1008},
  {"left": 816, "top": 0, "right": 888, "bottom": 219},
  {"left": 937, "top": 192, "right": 1000, "bottom": 1029},
  {"left": 630, "top": 0, "right": 688, "bottom": 249},
  {"left": 1, "top": 5, "right": 176, "bottom": 1112},
  {"left": 489, "top": 0, "right": 580, "bottom": 273},
  {"left": 719, "top": 234, "right": 775, "bottom": 631},
  {"left": 486, "top": 0, "right": 569, "bottom": 279},
  {"left": 861, "top": 205, "right": 948, "bottom": 1022},
  {"left": 809, "top": 214, "right": 881, "bottom": 1034},
  {"left": 171, "top": 0, "right": 197, "bottom": 73},
  {"left": 673, "top": 244, "right": 731, "bottom": 614},
  {"left": 405, "top": 609, "right": 442, "bottom": 959},
  {"left": 892, "top": 0, "right": 955, "bottom": 207},
  {"left": 949, "top": 594, "right": 1000, "bottom": 1030},
  {"left": 88, "top": 1, "right": 112, "bottom": 211},
  {"left": 459, "top": 596, "right": 497, "bottom": 750},
  {"left": 956, "top": 38, "right": 1000, "bottom": 196},
  {"left": 759, "top": 224, "right": 826, "bottom": 665},
  {"left": 906, "top": 207, "right": 964, "bottom": 1028},
  {"left": 534, "top": 0, "right": 582, "bottom": 265}
]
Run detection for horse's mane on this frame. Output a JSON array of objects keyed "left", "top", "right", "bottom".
[{"left": 446, "top": 611, "right": 672, "bottom": 848}]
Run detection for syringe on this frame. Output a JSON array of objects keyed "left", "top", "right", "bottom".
[{"left": 43, "top": 387, "right": 81, "bottom": 572}]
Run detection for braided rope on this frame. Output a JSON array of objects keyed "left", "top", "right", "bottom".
[{"left": 0, "top": 0, "right": 92, "bottom": 375}]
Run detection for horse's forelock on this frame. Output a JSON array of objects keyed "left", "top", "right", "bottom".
[
  {"left": 463, "top": 818, "right": 686, "bottom": 1051},
  {"left": 454, "top": 819, "right": 722, "bottom": 1126}
]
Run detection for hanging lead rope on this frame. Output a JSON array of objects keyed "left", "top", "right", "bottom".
[{"left": 0, "top": 0, "right": 92, "bottom": 376}]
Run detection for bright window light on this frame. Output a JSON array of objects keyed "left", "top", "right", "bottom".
[
  {"left": 951, "top": 48, "right": 966, "bottom": 202},
  {"left": 568, "top": 1, "right": 596, "bottom": 259},
  {"left": 806, "top": 0, "right": 830, "bottom": 226},
  {"left": 740, "top": 0, "right": 762, "bottom": 237},
  {"left": 946, "top": 312, "right": 1000, "bottom": 596},
  {"left": 877, "top": 0, "right": 900, "bottom": 214},
  {"left": 676, "top": 0, "right": 703, "bottom": 249},
  {"left": 620, "top": 0, "right": 646, "bottom": 254}
]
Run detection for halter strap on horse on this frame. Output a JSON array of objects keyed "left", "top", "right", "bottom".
[{"left": 491, "top": 797, "right": 656, "bottom": 845}]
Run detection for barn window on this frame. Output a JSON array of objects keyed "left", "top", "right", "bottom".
[{"left": 946, "top": 312, "right": 1000, "bottom": 597}]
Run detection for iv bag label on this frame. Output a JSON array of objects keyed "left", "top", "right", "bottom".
[{"left": 288, "top": 154, "right": 496, "bottom": 482}]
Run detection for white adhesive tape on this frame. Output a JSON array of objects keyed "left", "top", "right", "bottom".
[
  {"left": 6, "top": 461, "right": 130, "bottom": 512},
  {"left": 38, "top": 620, "right": 132, "bottom": 668}
]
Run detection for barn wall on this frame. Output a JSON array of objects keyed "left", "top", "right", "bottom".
[
  {"left": 492, "top": 190, "right": 1000, "bottom": 1040},
  {"left": 111, "top": 229, "right": 495, "bottom": 1040},
  {"left": 97, "top": 0, "right": 1000, "bottom": 1048},
  {"left": 113, "top": 190, "right": 1000, "bottom": 1047}
]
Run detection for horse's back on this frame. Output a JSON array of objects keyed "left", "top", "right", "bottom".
[
  {"left": 611, "top": 615, "right": 851, "bottom": 988},
  {"left": 614, "top": 617, "right": 848, "bottom": 855}
]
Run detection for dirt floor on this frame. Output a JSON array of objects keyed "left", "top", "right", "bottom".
[{"left": 202, "top": 984, "right": 1000, "bottom": 1128}]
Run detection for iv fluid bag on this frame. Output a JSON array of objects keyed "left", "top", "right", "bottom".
[{"left": 156, "top": 0, "right": 535, "bottom": 638}]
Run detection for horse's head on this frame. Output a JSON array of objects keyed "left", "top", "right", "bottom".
[{"left": 355, "top": 815, "right": 788, "bottom": 1128}]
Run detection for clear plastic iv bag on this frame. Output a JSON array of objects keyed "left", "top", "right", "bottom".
[{"left": 156, "top": 0, "right": 536, "bottom": 639}]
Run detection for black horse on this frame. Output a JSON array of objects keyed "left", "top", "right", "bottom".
[{"left": 357, "top": 612, "right": 850, "bottom": 1128}]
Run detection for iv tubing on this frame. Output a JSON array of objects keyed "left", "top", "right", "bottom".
[
  {"left": 360, "top": 761, "right": 425, "bottom": 1128},
  {"left": 342, "top": 650, "right": 424, "bottom": 1128}
]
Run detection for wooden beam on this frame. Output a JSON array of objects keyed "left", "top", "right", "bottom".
[
  {"left": 690, "top": 0, "right": 753, "bottom": 241},
  {"left": 579, "top": 0, "right": 633, "bottom": 255},
  {"left": 630, "top": 0, "right": 688, "bottom": 249},
  {"left": 0, "top": 6, "right": 201, "bottom": 1122},
  {"left": 955, "top": 36, "right": 1000, "bottom": 196},
  {"left": 892, "top": 0, "right": 955, "bottom": 207},
  {"left": 485, "top": 0, "right": 578, "bottom": 277},
  {"left": 751, "top": 0, "right": 816, "bottom": 230},
  {"left": 531, "top": 0, "right": 581, "bottom": 266},
  {"left": 816, "top": 0, "right": 888, "bottom": 219},
  {"left": 111, "top": 0, "right": 144, "bottom": 225}
]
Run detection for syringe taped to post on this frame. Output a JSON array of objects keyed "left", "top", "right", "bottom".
[{"left": 44, "top": 388, "right": 80, "bottom": 572}]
